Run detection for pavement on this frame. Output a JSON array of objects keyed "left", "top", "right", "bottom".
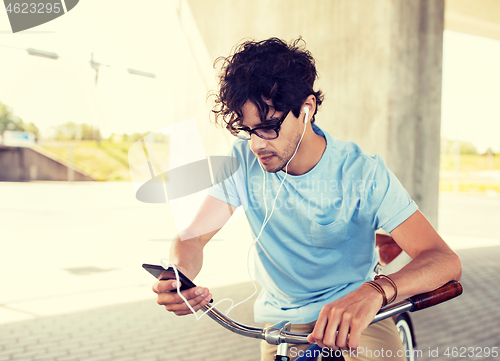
[
  {"left": 0, "top": 182, "right": 255, "bottom": 324},
  {"left": 411, "top": 245, "right": 500, "bottom": 361},
  {"left": 1, "top": 183, "right": 500, "bottom": 360}
]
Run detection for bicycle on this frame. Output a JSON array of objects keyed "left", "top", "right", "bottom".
[
  {"left": 200, "top": 280, "right": 462, "bottom": 361},
  {"left": 150, "top": 234, "right": 463, "bottom": 361}
]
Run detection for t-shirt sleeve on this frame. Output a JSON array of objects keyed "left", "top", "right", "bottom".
[
  {"left": 366, "top": 155, "right": 418, "bottom": 232},
  {"left": 207, "top": 148, "right": 244, "bottom": 208}
]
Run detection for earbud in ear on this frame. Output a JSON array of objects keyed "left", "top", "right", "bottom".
[{"left": 303, "top": 107, "right": 310, "bottom": 124}]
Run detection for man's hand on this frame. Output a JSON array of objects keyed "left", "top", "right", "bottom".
[
  {"left": 153, "top": 195, "right": 235, "bottom": 317},
  {"left": 152, "top": 266, "right": 212, "bottom": 316},
  {"left": 307, "top": 284, "right": 383, "bottom": 350}
]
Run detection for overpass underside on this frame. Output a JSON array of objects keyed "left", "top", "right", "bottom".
[{"left": 0, "top": 145, "right": 93, "bottom": 182}]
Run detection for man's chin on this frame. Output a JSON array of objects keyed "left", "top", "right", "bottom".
[{"left": 260, "top": 161, "right": 284, "bottom": 173}]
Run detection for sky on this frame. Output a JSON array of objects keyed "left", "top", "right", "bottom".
[
  {"left": 0, "top": 1, "right": 499, "bottom": 153},
  {"left": 441, "top": 31, "right": 500, "bottom": 153},
  {"left": 0, "top": 0, "right": 186, "bottom": 138}
]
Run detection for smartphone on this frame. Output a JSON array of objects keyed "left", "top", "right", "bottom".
[
  {"left": 143, "top": 264, "right": 214, "bottom": 303},
  {"left": 142, "top": 263, "right": 198, "bottom": 291},
  {"left": 143, "top": 263, "right": 214, "bottom": 303}
]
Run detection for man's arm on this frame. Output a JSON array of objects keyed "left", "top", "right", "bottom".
[
  {"left": 153, "top": 195, "right": 236, "bottom": 316},
  {"left": 379, "top": 210, "right": 461, "bottom": 302},
  {"left": 308, "top": 210, "right": 462, "bottom": 350},
  {"left": 169, "top": 194, "right": 236, "bottom": 280}
]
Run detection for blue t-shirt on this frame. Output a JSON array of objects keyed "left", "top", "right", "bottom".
[{"left": 208, "top": 124, "right": 418, "bottom": 324}]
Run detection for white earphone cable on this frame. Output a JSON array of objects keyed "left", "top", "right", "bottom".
[{"left": 165, "top": 108, "right": 309, "bottom": 319}]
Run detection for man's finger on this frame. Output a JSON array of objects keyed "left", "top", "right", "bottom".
[
  {"left": 172, "top": 296, "right": 212, "bottom": 315},
  {"left": 165, "top": 292, "right": 212, "bottom": 313},
  {"left": 158, "top": 286, "right": 207, "bottom": 305},
  {"left": 347, "top": 328, "right": 362, "bottom": 351},
  {"left": 335, "top": 317, "right": 351, "bottom": 349},
  {"left": 323, "top": 318, "right": 340, "bottom": 350},
  {"left": 158, "top": 287, "right": 211, "bottom": 308},
  {"left": 309, "top": 308, "right": 328, "bottom": 345},
  {"left": 152, "top": 279, "right": 182, "bottom": 294}
]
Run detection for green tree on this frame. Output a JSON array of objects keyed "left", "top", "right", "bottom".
[
  {"left": 441, "top": 139, "right": 478, "bottom": 155},
  {"left": 23, "top": 122, "right": 40, "bottom": 138},
  {"left": 0, "top": 101, "right": 39, "bottom": 137},
  {"left": 80, "top": 123, "right": 94, "bottom": 140},
  {"left": 459, "top": 141, "right": 478, "bottom": 155},
  {"left": 54, "top": 122, "right": 79, "bottom": 140},
  {"left": 126, "top": 132, "right": 149, "bottom": 142}
]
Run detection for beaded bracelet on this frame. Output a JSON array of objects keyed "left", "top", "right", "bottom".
[{"left": 374, "top": 274, "right": 398, "bottom": 304}]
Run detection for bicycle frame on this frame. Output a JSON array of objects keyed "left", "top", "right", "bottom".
[{"left": 200, "top": 281, "right": 462, "bottom": 360}]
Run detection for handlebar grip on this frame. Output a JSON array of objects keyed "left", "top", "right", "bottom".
[{"left": 409, "top": 281, "right": 463, "bottom": 312}]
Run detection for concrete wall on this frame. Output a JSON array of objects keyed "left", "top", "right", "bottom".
[
  {"left": 0, "top": 146, "right": 94, "bottom": 182},
  {"left": 185, "top": 0, "right": 444, "bottom": 228}
]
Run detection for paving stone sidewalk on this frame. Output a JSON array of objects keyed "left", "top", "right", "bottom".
[
  {"left": 411, "top": 245, "right": 500, "bottom": 361},
  {"left": 0, "top": 281, "right": 263, "bottom": 361},
  {"left": 1, "top": 246, "right": 499, "bottom": 361}
]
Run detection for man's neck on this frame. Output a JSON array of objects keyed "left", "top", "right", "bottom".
[{"left": 285, "top": 128, "right": 326, "bottom": 176}]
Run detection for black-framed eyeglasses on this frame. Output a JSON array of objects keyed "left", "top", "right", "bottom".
[{"left": 230, "top": 110, "right": 290, "bottom": 141}]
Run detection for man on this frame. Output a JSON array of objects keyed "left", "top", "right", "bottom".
[{"left": 153, "top": 38, "right": 462, "bottom": 361}]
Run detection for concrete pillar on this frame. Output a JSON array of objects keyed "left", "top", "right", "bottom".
[
  {"left": 385, "top": 1, "right": 444, "bottom": 229},
  {"left": 185, "top": 0, "right": 444, "bottom": 228}
]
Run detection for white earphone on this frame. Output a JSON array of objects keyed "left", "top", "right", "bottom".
[{"left": 303, "top": 106, "right": 310, "bottom": 124}]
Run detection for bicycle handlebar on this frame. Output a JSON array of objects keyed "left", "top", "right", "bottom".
[
  {"left": 200, "top": 281, "right": 462, "bottom": 345},
  {"left": 409, "top": 280, "right": 463, "bottom": 311}
]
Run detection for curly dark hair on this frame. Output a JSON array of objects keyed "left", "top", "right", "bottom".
[{"left": 211, "top": 37, "right": 324, "bottom": 132}]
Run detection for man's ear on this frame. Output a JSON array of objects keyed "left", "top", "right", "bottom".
[{"left": 302, "top": 94, "right": 317, "bottom": 116}]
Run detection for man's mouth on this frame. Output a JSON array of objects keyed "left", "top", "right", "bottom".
[{"left": 258, "top": 155, "right": 274, "bottom": 164}]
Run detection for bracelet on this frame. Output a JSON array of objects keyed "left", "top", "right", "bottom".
[
  {"left": 363, "top": 281, "right": 387, "bottom": 308},
  {"left": 374, "top": 274, "right": 398, "bottom": 304}
]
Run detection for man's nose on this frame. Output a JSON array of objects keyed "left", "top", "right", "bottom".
[{"left": 250, "top": 134, "right": 267, "bottom": 153}]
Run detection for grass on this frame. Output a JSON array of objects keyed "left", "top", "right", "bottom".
[
  {"left": 440, "top": 154, "right": 500, "bottom": 194},
  {"left": 39, "top": 140, "right": 169, "bottom": 181},
  {"left": 440, "top": 154, "right": 500, "bottom": 172},
  {"left": 439, "top": 182, "right": 500, "bottom": 193}
]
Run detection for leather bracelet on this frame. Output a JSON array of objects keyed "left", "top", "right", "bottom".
[
  {"left": 374, "top": 274, "right": 398, "bottom": 304},
  {"left": 363, "top": 281, "right": 387, "bottom": 308}
]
